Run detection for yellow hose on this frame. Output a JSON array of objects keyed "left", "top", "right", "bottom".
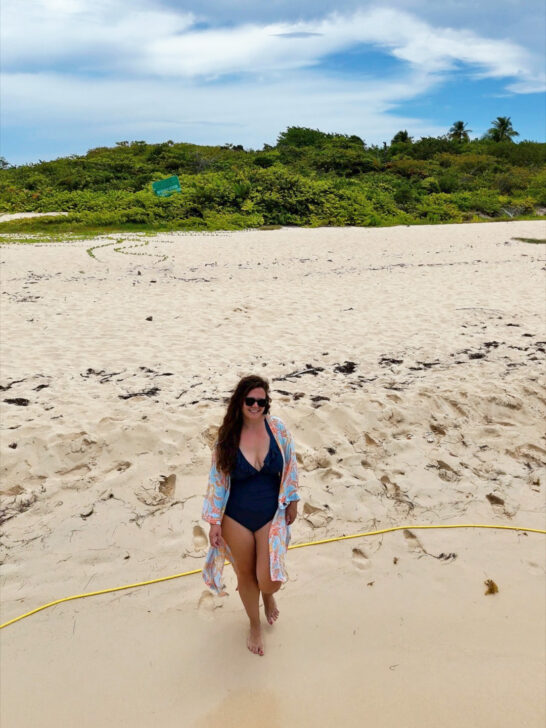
[{"left": 1, "top": 522, "right": 544, "bottom": 630}]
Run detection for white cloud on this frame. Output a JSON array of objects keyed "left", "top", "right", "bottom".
[
  {"left": 1, "top": 2, "right": 543, "bottom": 92},
  {"left": 0, "top": 0, "right": 195, "bottom": 69},
  {"left": 506, "top": 76, "right": 546, "bottom": 94},
  {"left": 1, "top": 69, "right": 445, "bottom": 154},
  {"left": 1, "top": 1, "right": 543, "bottom": 162}
]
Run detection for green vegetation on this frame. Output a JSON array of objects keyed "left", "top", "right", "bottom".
[
  {"left": 1, "top": 121, "right": 544, "bottom": 233},
  {"left": 0, "top": 230, "right": 122, "bottom": 246}
]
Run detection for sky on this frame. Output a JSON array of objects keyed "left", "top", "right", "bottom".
[{"left": 1, "top": 0, "right": 545, "bottom": 165}]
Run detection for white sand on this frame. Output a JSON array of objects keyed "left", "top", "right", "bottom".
[
  {"left": 1, "top": 221, "right": 545, "bottom": 727},
  {"left": 0, "top": 212, "right": 68, "bottom": 222}
]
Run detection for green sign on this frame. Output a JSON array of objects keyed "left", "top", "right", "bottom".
[{"left": 152, "top": 175, "right": 181, "bottom": 197}]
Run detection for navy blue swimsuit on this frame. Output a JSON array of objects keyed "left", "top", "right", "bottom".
[{"left": 224, "top": 418, "right": 283, "bottom": 532}]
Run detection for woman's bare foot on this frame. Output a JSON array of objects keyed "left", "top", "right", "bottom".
[
  {"left": 263, "top": 594, "right": 279, "bottom": 625},
  {"left": 247, "top": 623, "right": 264, "bottom": 656}
]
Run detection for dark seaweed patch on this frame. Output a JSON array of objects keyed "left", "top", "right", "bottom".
[{"left": 334, "top": 361, "right": 357, "bottom": 374}]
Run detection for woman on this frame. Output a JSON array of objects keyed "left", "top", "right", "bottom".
[{"left": 202, "top": 375, "right": 299, "bottom": 656}]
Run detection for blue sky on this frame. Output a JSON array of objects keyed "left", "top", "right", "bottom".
[{"left": 1, "top": 0, "right": 544, "bottom": 165}]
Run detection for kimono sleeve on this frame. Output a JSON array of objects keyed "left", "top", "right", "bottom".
[
  {"left": 282, "top": 425, "right": 300, "bottom": 504},
  {"left": 202, "top": 444, "right": 228, "bottom": 525}
]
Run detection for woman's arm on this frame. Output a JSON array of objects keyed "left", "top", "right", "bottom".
[
  {"left": 285, "top": 500, "right": 298, "bottom": 525},
  {"left": 208, "top": 523, "right": 224, "bottom": 548},
  {"left": 202, "top": 445, "right": 228, "bottom": 526}
]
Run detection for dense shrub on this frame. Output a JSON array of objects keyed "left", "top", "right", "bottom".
[
  {"left": 416, "top": 193, "right": 463, "bottom": 223},
  {"left": 388, "top": 159, "right": 430, "bottom": 178},
  {"left": 1, "top": 125, "right": 544, "bottom": 231},
  {"left": 410, "top": 136, "right": 458, "bottom": 159},
  {"left": 277, "top": 127, "right": 332, "bottom": 148},
  {"left": 437, "top": 174, "right": 460, "bottom": 193},
  {"left": 309, "top": 147, "right": 379, "bottom": 176},
  {"left": 527, "top": 170, "right": 546, "bottom": 205},
  {"left": 421, "top": 177, "right": 441, "bottom": 194},
  {"left": 467, "top": 190, "right": 503, "bottom": 216}
]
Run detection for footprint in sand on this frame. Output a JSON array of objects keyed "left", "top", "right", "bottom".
[
  {"left": 485, "top": 492, "right": 518, "bottom": 518},
  {"left": 193, "top": 525, "right": 208, "bottom": 550},
  {"left": 436, "top": 460, "right": 460, "bottom": 483},
  {"left": 403, "top": 529, "right": 426, "bottom": 556},
  {"left": 158, "top": 473, "right": 176, "bottom": 499},
  {"left": 380, "top": 475, "right": 414, "bottom": 512},
  {"left": 301, "top": 450, "right": 332, "bottom": 472},
  {"left": 197, "top": 590, "right": 216, "bottom": 619},
  {"left": 352, "top": 547, "right": 371, "bottom": 570},
  {"left": 506, "top": 443, "right": 546, "bottom": 468},
  {"left": 302, "top": 501, "right": 332, "bottom": 528},
  {"left": 446, "top": 398, "right": 467, "bottom": 418}
]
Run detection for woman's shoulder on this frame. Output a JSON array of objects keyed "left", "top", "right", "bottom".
[{"left": 267, "top": 414, "right": 290, "bottom": 435}]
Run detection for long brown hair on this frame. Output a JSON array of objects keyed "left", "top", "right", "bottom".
[{"left": 216, "top": 375, "right": 271, "bottom": 475}]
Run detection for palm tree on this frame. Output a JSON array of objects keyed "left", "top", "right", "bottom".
[
  {"left": 448, "top": 120, "right": 472, "bottom": 142},
  {"left": 486, "top": 116, "right": 519, "bottom": 142},
  {"left": 391, "top": 130, "right": 413, "bottom": 144}
]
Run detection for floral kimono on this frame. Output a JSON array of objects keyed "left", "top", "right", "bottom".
[{"left": 201, "top": 414, "right": 299, "bottom": 594}]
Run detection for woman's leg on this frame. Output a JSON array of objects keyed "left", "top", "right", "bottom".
[
  {"left": 254, "top": 520, "right": 281, "bottom": 625},
  {"left": 221, "top": 514, "right": 263, "bottom": 655}
]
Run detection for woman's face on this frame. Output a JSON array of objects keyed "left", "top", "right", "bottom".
[{"left": 242, "top": 386, "right": 267, "bottom": 420}]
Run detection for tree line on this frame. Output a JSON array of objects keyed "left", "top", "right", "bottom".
[
  {"left": 0, "top": 118, "right": 544, "bottom": 232},
  {"left": 391, "top": 116, "right": 520, "bottom": 145}
]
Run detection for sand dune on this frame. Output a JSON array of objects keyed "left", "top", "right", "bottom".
[{"left": 1, "top": 221, "right": 545, "bottom": 727}]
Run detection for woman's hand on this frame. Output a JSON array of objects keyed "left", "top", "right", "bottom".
[
  {"left": 285, "top": 501, "right": 298, "bottom": 526},
  {"left": 209, "top": 524, "right": 223, "bottom": 548}
]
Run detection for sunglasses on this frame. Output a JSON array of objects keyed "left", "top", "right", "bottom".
[{"left": 244, "top": 397, "right": 267, "bottom": 408}]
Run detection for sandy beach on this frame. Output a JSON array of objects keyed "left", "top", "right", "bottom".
[{"left": 1, "top": 221, "right": 545, "bottom": 727}]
